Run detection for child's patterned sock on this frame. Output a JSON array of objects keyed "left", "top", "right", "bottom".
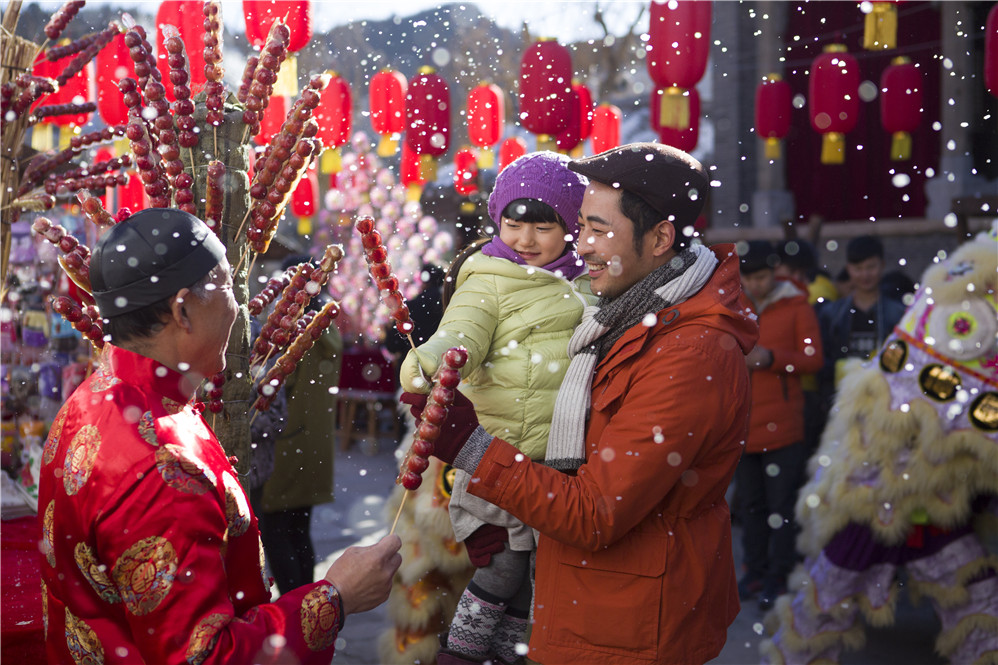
[
  {"left": 446, "top": 582, "right": 507, "bottom": 660},
  {"left": 489, "top": 606, "right": 530, "bottom": 664}
]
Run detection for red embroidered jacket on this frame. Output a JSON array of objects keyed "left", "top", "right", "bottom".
[{"left": 38, "top": 345, "right": 342, "bottom": 664}]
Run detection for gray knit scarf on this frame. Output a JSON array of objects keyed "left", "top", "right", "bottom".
[{"left": 545, "top": 244, "right": 719, "bottom": 471}]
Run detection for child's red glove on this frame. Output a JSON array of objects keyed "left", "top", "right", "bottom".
[
  {"left": 464, "top": 524, "right": 508, "bottom": 567},
  {"left": 400, "top": 390, "right": 479, "bottom": 465}
]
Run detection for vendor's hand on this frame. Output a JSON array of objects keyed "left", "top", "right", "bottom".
[
  {"left": 400, "top": 390, "right": 479, "bottom": 464},
  {"left": 464, "top": 523, "right": 508, "bottom": 567},
  {"left": 323, "top": 534, "right": 402, "bottom": 615}
]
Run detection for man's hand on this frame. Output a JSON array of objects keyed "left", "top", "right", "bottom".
[
  {"left": 464, "top": 523, "right": 508, "bottom": 567},
  {"left": 323, "top": 534, "right": 402, "bottom": 615},
  {"left": 745, "top": 345, "right": 774, "bottom": 370},
  {"left": 400, "top": 390, "right": 480, "bottom": 464}
]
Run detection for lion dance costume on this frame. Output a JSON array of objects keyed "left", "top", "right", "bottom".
[{"left": 763, "top": 225, "right": 998, "bottom": 664}]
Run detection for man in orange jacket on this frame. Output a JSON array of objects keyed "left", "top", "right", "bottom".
[{"left": 404, "top": 143, "right": 759, "bottom": 665}]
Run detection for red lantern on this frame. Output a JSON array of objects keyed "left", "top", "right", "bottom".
[
  {"left": 400, "top": 141, "right": 426, "bottom": 199},
  {"left": 591, "top": 104, "right": 622, "bottom": 154},
  {"left": 880, "top": 56, "right": 923, "bottom": 161},
  {"left": 862, "top": 1, "right": 899, "bottom": 51},
  {"left": 369, "top": 68, "right": 407, "bottom": 156},
  {"left": 467, "top": 82, "right": 504, "bottom": 168},
  {"left": 809, "top": 45, "right": 860, "bottom": 164},
  {"left": 31, "top": 52, "right": 91, "bottom": 126},
  {"left": 95, "top": 32, "right": 130, "bottom": 126},
  {"left": 646, "top": 0, "right": 711, "bottom": 131},
  {"left": 518, "top": 39, "right": 573, "bottom": 140},
  {"left": 986, "top": 4, "right": 998, "bottom": 99},
  {"left": 315, "top": 70, "right": 351, "bottom": 157},
  {"left": 754, "top": 74, "right": 792, "bottom": 160},
  {"left": 291, "top": 167, "right": 318, "bottom": 235},
  {"left": 243, "top": 0, "right": 312, "bottom": 52},
  {"left": 156, "top": 1, "right": 207, "bottom": 100},
  {"left": 499, "top": 137, "right": 527, "bottom": 171},
  {"left": 454, "top": 148, "right": 479, "bottom": 196},
  {"left": 655, "top": 88, "right": 699, "bottom": 152},
  {"left": 405, "top": 67, "right": 450, "bottom": 181},
  {"left": 556, "top": 81, "right": 593, "bottom": 154},
  {"left": 256, "top": 95, "right": 287, "bottom": 146}
]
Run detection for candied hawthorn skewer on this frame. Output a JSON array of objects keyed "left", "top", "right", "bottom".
[
  {"left": 52, "top": 297, "right": 104, "bottom": 350},
  {"left": 356, "top": 215, "right": 416, "bottom": 342},
  {"left": 252, "top": 300, "right": 341, "bottom": 414},
  {"left": 204, "top": 160, "right": 226, "bottom": 234},
  {"left": 203, "top": 0, "right": 225, "bottom": 150},
  {"left": 241, "top": 19, "right": 290, "bottom": 143},
  {"left": 251, "top": 262, "right": 314, "bottom": 367},
  {"left": 31, "top": 217, "right": 92, "bottom": 296},
  {"left": 395, "top": 347, "right": 468, "bottom": 492},
  {"left": 76, "top": 190, "right": 116, "bottom": 228},
  {"left": 44, "top": 1, "right": 86, "bottom": 41}
]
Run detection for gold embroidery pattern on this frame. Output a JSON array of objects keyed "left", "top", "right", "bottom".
[
  {"left": 156, "top": 444, "right": 215, "bottom": 495},
  {"left": 223, "top": 472, "right": 250, "bottom": 538},
  {"left": 42, "top": 407, "right": 68, "bottom": 465},
  {"left": 63, "top": 425, "right": 101, "bottom": 496},
  {"left": 162, "top": 397, "right": 186, "bottom": 415},
  {"left": 89, "top": 367, "right": 120, "bottom": 393},
  {"left": 65, "top": 607, "right": 105, "bottom": 665},
  {"left": 42, "top": 500, "right": 55, "bottom": 566},
  {"left": 74, "top": 542, "right": 121, "bottom": 604},
  {"left": 300, "top": 585, "right": 341, "bottom": 652},
  {"left": 111, "top": 536, "right": 177, "bottom": 616},
  {"left": 138, "top": 411, "right": 158, "bottom": 447},
  {"left": 41, "top": 580, "right": 48, "bottom": 640},
  {"left": 185, "top": 613, "right": 229, "bottom": 665}
]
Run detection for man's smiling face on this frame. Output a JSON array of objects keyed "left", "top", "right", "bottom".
[{"left": 576, "top": 181, "right": 662, "bottom": 299}]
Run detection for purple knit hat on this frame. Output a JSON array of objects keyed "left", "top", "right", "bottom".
[{"left": 487, "top": 151, "right": 587, "bottom": 241}]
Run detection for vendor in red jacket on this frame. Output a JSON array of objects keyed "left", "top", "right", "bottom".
[
  {"left": 38, "top": 209, "right": 401, "bottom": 665},
  {"left": 403, "top": 143, "right": 759, "bottom": 665}
]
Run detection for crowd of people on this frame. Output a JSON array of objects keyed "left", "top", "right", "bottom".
[{"left": 39, "top": 143, "right": 959, "bottom": 665}]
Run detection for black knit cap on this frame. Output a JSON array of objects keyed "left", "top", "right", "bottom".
[
  {"left": 738, "top": 239, "right": 780, "bottom": 275},
  {"left": 91, "top": 208, "right": 227, "bottom": 317},
  {"left": 567, "top": 142, "right": 709, "bottom": 229}
]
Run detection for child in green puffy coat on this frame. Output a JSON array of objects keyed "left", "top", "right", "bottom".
[{"left": 399, "top": 151, "right": 594, "bottom": 665}]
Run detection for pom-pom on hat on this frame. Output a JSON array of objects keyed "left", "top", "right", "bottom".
[
  {"left": 91, "top": 208, "right": 227, "bottom": 317},
  {"left": 487, "top": 151, "right": 587, "bottom": 241},
  {"left": 568, "top": 142, "right": 709, "bottom": 233}
]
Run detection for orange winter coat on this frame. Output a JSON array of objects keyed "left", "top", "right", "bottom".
[
  {"left": 744, "top": 279, "right": 824, "bottom": 454},
  {"left": 468, "top": 246, "right": 758, "bottom": 665}
]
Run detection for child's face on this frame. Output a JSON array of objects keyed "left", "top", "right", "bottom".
[{"left": 499, "top": 217, "right": 568, "bottom": 267}]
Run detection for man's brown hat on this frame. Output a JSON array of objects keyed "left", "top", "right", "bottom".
[{"left": 568, "top": 142, "right": 709, "bottom": 229}]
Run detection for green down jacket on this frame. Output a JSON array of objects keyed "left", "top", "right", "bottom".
[{"left": 400, "top": 252, "right": 595, "bottom": 460}]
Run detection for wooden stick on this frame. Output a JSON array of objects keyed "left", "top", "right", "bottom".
[
  {"left": 249, "top": 407, "right": 260, "bottom": 427},
  {"left": 389, "top": 490, "right": 409, "bottom": 536}
]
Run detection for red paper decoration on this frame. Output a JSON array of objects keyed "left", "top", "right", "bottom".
[
  {"left": 499, "top": 137, "right": 527, "bottom": 171},
  {"left": 156, "top": 0, "right": 207, "bottom": 100},
  {"left": 453, "top": 148, "right": 479, "bottom": 196},
  {"left": 880, "top": 56, "right": 923, "bottom": 161},
  {"left": 96, "top": 32, "right": 130, "bottom": 126},
  {"left": 243, "top": 0, "right": 313, "bottom": 52},
  {"left": 467, "top": 82, "right": 504, "bottom": 167},
  {"left": 809, "top": 44, "right": 860, "bottom": 164},
  {"left": 518, "top": 39, "right": 573, "bottom": 138},
  {"left": 655, "top": 88, "right": 700, "bottom": 152},
  {"left": 591, "top": 104, "right": 622, "bottom": 154},
  {"left": 754, "top": 74, "right": 792, "bottom": 160},
  {"left": 646, "top": 0, "right": 711, "bottom": 131},
  {"left": 315, "top": 72, "right": 352, "bottom": 149},
  {"left": 256, "top": 94, "right": 287, "bottom": 146},
  {"left": 986, "top": 4, "right": 998, "bottom": 99},
  {"left": 369, "top": 68, "right": 407, "bottom": 156}
]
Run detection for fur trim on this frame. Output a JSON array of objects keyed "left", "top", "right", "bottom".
[
  {"left": 908, "top": 554, "right": 998, "bottom": 608},
  {"left": 770, "top": 591, "right": 866, "bottom": 656},
  {"left": 935, "top": 613, "right": 998, "bottom": 659},
  {"left": 377, "top": 629, "right": 440, "bottom": 665}
]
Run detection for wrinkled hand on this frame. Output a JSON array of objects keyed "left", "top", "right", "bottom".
[
  {"left": 323, "top": 534, "right": 402, "bottom": 616},
  {"left": 464, "top": 523, "right": 508, "bottom": 567},
  {"left": 400, "top": 390, "right": 479, "bottom": 465}
]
